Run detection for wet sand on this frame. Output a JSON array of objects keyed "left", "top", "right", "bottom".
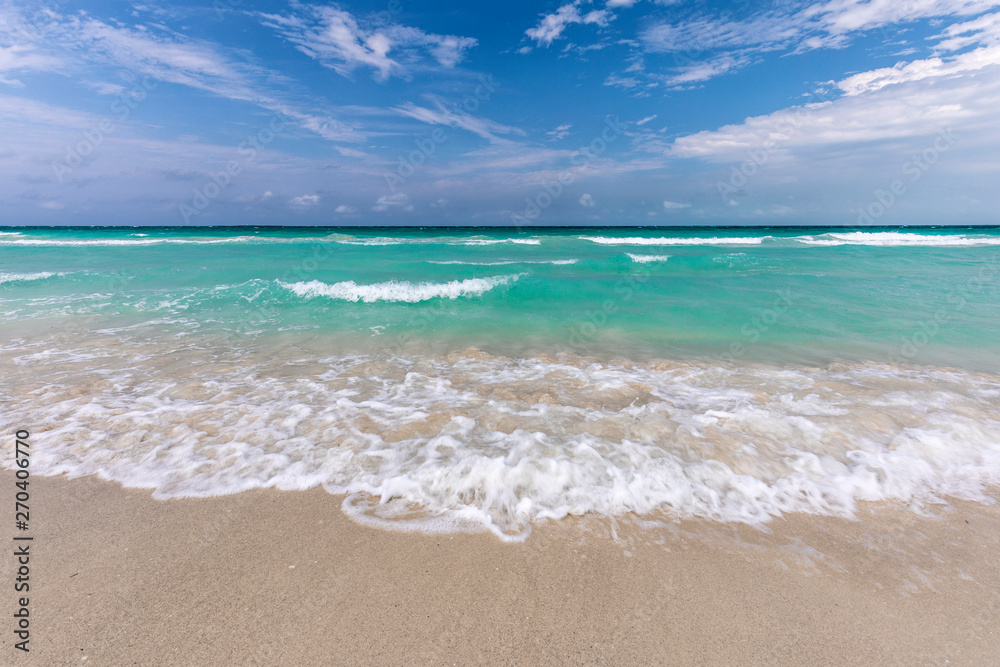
[{"left": 3, "top": 473, "right": 999, "bottom": 665}]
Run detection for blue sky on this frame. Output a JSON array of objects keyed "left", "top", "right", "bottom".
[{"left": 2, "top": 0, "right": 1000, "bottom": 226}]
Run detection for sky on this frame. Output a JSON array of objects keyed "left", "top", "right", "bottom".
[{"left": 1, "top": 0, "right": 1000, "bottom": 226}]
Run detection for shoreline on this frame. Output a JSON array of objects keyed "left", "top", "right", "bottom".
[{"left": 5, "top": 473, "right": 999, "bottom": 665}]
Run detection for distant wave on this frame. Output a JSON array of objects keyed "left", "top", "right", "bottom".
[
  {"left": 332, "top": 236, "right": 542, "bottom": 247},
  {"left": 626, "top": 253, "right": 671, "bottom": 263},
  {"left": 330, "top": 237, "right": 414, "bottom": 246},
  {"left": 278, "top": 274, "right": 523, "bottom": 303},
  {"left": 428, "top": 259, "right": 576, "bottom": 266},
  {"left": 458, "top": 238, "right": 541, "bottom": 246},
  {"left": 0, "top": 271, "right": 62, "bottom": 284},
  {"left": 796, "top": 232, "right": 1000, "bottom": 247},
  {"left": 0, "top": 236, "right": 316, "bottom": 247},
  {"left": 581, "top": 236, "right": 766, "bottom": 246}
]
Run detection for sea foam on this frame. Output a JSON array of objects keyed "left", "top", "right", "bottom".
[
  {"left": 582, "top": 236, "right": 766, "bottom": 246},
  {"left": 626, "top": 253, "right": 672, "bottom": 263},
  {"left": 278, "top": 274, "right": 522, "bottom": 303},
  {"left": 796, "top": 232, "right": 1000, "bottom": 247},
  {"left": 0, "top": 271, "right": 61, "bottom": 284},
  {"left": 7, "top": 348, "right": 1000, "bottom": 542},
  {"left": 0, "top": 236, "right": 309, "bottom": 247}
]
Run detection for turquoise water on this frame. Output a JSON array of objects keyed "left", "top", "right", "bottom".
[
  {"left": 2, "top": 225, "right": 999, "bottom": 369},
  {"left": 2, "top": 226, "right": 1000, "bottom": 540}
]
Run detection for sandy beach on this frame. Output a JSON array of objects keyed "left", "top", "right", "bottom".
[
  {"left": 3, "top": 472, "right": 998, "bottom": 665},
  {"left": 6, "top": 0, "right": 1000, "bottom": 659}
]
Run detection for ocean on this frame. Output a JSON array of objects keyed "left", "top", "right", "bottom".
[{"left": 2, "top": 225, "right": 999, "bottom": 540}]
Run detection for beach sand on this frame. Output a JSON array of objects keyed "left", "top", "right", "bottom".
[{"left": 3, "top": 472, "right": 999, "bottom": 666}]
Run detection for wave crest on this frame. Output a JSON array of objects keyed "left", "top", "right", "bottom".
[
  {"left": 0, "top": 271, "right": 62, "bottom": 284},
  {"left": 798, "top": 232, "right": 1000, "bottom": 247},
  {"left": 278, "top": 274, "right": 523, "bottom": 303},
  {"left": 582, "top": 236, "right": 766, "bottom": 246},
  {"left": 626, "top": 253, "right": 671, "bottom": 263}
]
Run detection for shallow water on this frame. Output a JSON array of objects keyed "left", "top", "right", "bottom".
[{"left": 2, "top": 225, "right": 999, "bottom": 539}]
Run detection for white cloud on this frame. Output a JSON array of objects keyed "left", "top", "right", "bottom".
[
  {"left": 427, "top": 35, "right": 478, "bottom": 68},
  {"left": 85, "top": 81, "right": 127, "bottom": 95},
  {"left": 664, "top": 53, "right": 754, "bottom": 86},
  {"left": 373, "top": 192, "right": 413, "bottom": 212},
  {"left": 291, "top": 194, "right": 320, "bottom": 206},
  {"left": 261, "top": 5, "right": 476, "bottom": 81},
  {"left": 636, "top": 114, "right": 658, "bottom": 126},
  {"left": 525, "top": 2, "right": 612, "bottom": 47},
  {"left": 65, "top": 19, "right": 260, "bottom": 95},
  {"left": 335, "top": 146, "right": 370, "bottom": 159},
  {"left": 548, "top": 123, "right": 572, "bottom": 140},
  {"left": 935, "top": 10, "right": 1000, "bottom": 51},
  {"left": 0, "top": 93, "right": 100, "bottom": 129},
  {"left": 662, "top": 200, "right": 691, "bottom": 210},
  {"left": 653, "top": 1, "right": 1000, "bottom": 54},
  {"left": 814, "top": 0, "right": 999, "bottom": 36},
  {"left": 0, "top": 45, "right": 62, "bottom": 86},
  {"left": 579, "top": 193, "right": 595, "bottom": 206},
  {"left": 334, "top": 204, "right": 356, "bottom": 213},
  {"left": 671, "top": 64, "right": 1000, "bottom": 163},
  {"left": 604, "top": 73, "right": 644, "bottom": 90},
  {"left": 836, "top": 44, "right": 1000, "bottom": 95},
  {"left": 668, "top": 8, "right": 1000, "bottom": 162},
  {"left": 394, "top": 97, "right": 524, "bottom": 143},
  {"left": 640, "top": 13, "right": 801, "bottom": 54},
  {"left": 0, "top": 5, "right": 369, "bottom": 145},
  {"left": 637, "top": 0, "right": 1000, "bottom": 85}
]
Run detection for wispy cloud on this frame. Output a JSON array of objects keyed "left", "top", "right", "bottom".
[
  {"left": 524, "top": 2, "right": 613, "bottom": 48},
  {"left": 373, "top": 192, "right": 413, "bottom": 212},
  {"left": 663, "top": 52, "right": 754, "bottom": 86},
  {"left": 0, "top": 3, "right": 367, "bottom": 144},
  {"left": 634, "top": 0, "right": 1000, "bottom": 86},
  {"left": 260, "top": 4, "right": 477, "bottom": 81},
  {"left": 394, "top": 96, "right": 525, "bottom": 143},
  {"left": 669, "top": 16, "right": 1000, "bottom": 161},
  {"left": 0, "top": 44, "right": 62, "bottom": 86},
  {"left": 935, "top": 9, "right": 1000, "bottom": 50},
  {"left": 547, "top": 123, "right": 573, "bottom": 140},
  {"left": 837, "top": 43, "right": 1000, "bottom": 95},
  {"left": 290, "top": 194, "right": 319, "bottom": 206},
  {"left": 643, "top": 0, "right": 1000, "bottom": 55}
]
